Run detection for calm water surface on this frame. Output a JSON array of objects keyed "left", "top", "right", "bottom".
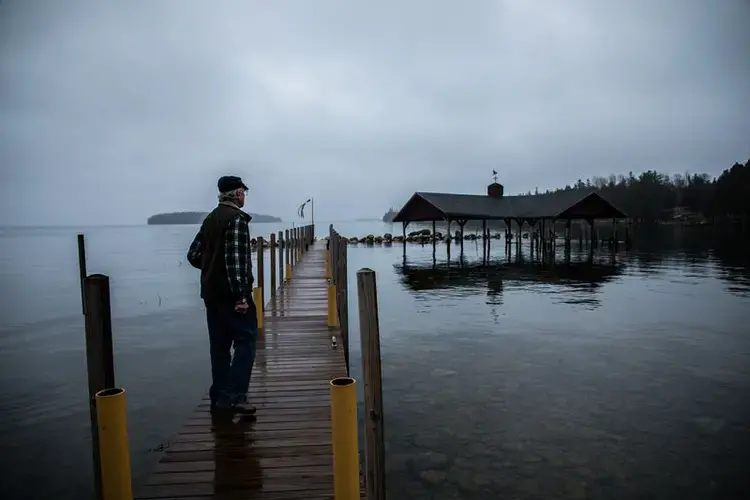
[{"left": 0, "top": 222, "right": 748, "bottom": 499}]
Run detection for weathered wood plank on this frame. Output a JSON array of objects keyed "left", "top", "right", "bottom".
[{"left": 135, "top": 242, "right": 365, "bottom": 500}]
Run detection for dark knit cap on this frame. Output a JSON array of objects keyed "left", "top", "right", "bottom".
[{"left": 217, "top": 175, "right": 248, "bottom": 193}]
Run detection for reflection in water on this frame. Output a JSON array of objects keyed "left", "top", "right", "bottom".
[
  {"left": 211, "top": 412, "right": 262, "bottom": 494},
  {"left": 376, "top": 229, "right": 750, "bottom": 499},
  {"left": 397, "top": 257, "right": 624, "bottom": 312}
]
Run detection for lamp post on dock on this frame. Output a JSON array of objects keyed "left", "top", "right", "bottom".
[
  {"left": 298, "top": 198, "right": 314, "bottom": 240},
  {"left": 298, "top": 198, "right": 314, "bottom": 224}
]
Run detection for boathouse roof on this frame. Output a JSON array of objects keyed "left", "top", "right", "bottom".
[{"left": 392, "top": 185, "right": 628, "bottom": 222}]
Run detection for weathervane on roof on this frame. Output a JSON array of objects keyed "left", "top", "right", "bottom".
[{"left": 492, "top": 169, "right": 498, "bottom": 183}]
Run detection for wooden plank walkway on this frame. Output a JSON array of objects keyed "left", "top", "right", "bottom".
[{"left": 136, "top": 244, "right": 365, "bottom": 499}]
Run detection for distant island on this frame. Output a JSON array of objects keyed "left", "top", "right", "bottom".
[{"left": 147, "top": 211, "right": 282, "bottom": 225}]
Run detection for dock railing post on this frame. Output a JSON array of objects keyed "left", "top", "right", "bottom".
[
  {"left": 83, "top": 274, "right": 117, "bottom": 500},
  {"left": 269, "top": 233, "right": 277, "bottom": 297},
  {"left": 328, "top": 226, "right": 350, "bottom": 373},
  {"left": 325, "top": 242, "right": 331, "bottom": 279},
  {"left": 253, "top": 287, "right": 264, "bottom": 331},
  {"left": 330, "top": 377, "right": 360, "bottom": 500},
  {"left": 297, "top": 227, "right": 302, "bottom": 262},
  {"left": 256, "top": 236, "right": 265, "bottom": 313},
  {"left": 291, "top": 228, "right": 296, "bottom": 264},
  {"left": 95, "top": 388, "right": 133, "bottom": 500},
  {"left": 285, "top": 229, "right": 292, "bottom": 279},
  {"left": 327, "top": 281, "right": 339, "bottom": 328},
  {"left": 278, "top": 231, "right": 284, "bottom": 286},
  {"left": 340, "top": 235, "right": 350, "bottom": 372},
  {"left": 356, "top": 268, "right": 386, "bottom": 500}
]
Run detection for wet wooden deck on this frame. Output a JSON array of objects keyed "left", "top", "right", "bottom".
[{"left": 136, "top": 244, "right": 364, "bottom": 499}]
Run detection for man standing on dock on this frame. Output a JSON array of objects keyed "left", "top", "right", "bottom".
[{"left": 186, "top": 175, "right": 258, "bottom": 417}]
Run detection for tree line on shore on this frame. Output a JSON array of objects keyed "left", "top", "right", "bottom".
[{"left": 532, "top": 159, "right": 750, "bottom": 223}]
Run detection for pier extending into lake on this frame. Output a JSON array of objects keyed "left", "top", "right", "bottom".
[{"left": 131, "top": 227, "right": 366, "bottom": 499}]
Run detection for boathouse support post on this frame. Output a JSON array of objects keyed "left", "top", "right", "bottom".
[
  {"left": 487, "top": 221, "right": 492, "bottom": 264},
  {"left": 356, "top": 268, "right": 386, "bottom": 500},
  {"left": 432, "top": 220, "right": 437, "bottom": 264},
  {"left": 83, "top": 274, "right": 116, "bottom": 500},
  {"left": 401, "top": 221, "right": 408, "bottom": 264},
  {"left": 482, "top": 219, "right": 487, "bottom": 264},
  {"left": 515, "top": 219, "right": 522, "bottom": 259},
  {"left": 578, "top": 221, "right": 584, "bottom": 249},
  {"left": 446, "top": 219, "right": 451, "bottom": 262},
  {"left": 458, "top": 220, "right": 466, "bottom": 263},
  {"left": 612, "top": 217, "right": 618, "bottom": 252},
  {"left": 528, "top": 219, "right": 536, "bottom": 258}
]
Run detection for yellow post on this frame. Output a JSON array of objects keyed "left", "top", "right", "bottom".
[
  {"left": 285, "top": 263, "right": 292, "bottom": 281},
  {"left": 327, "top": 282, "right": 338, "bottom": 328},
  {"left": 95, "top": 388, "right": 133, "bottom": 500},
  {"left": 330, "top": 377, "right": 360, "bottom": 500},
  {"left": 253, "top": 287, "right": 263, "bottom": 330}
]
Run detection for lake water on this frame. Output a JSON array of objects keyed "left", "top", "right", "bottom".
[{"left": 1, "top": 221, "right": 749, "bottom": 499}]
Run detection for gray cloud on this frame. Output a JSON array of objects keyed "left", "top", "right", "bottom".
[{"left": 1, "top": 0, "right": 749, "bottom": 225}]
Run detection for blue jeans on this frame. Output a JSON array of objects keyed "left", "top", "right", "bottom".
[{"left": 205, "top": 300, "right": 258, "bottom": 407}]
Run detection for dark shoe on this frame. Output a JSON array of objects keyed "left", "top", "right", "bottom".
[
  {"left": 232, "top": 404, "right": 257, "bottom": 415},
  {"left": 210, "top": 401, "right": 256, "bottom": 414}
]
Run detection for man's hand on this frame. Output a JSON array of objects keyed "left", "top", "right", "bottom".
[{"left": 235, "top": 298, "right": 249, "bottom": 314}]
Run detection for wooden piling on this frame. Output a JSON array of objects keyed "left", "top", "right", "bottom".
[
  {"left": 356, "top": 268, "right": 386, "bottom": 500},
  {"left": 83, "top": 274, "right": 116, "bottom": 500},
  {"left": 269, "top": 233, "right": 277, "bottom": 296},
  {"left": 77, "top": 233, "right": 87, "bottom": 315}
]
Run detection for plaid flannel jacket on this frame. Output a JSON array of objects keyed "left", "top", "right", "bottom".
[{"left": 187, "top": 208, "right": 254, "bottom": 301}]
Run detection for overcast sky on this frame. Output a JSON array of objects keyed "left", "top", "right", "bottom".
[{"left": 1, "top": 0, "right": 748, "bottom": 225}]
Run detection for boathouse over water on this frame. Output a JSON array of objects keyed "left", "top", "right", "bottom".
[{"left": 391, "top": 181, "right": 629, "bottom": 261}]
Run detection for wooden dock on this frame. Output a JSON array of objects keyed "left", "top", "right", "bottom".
[{"left": 136, "top": 243, "right": 365, "bottom": 499}]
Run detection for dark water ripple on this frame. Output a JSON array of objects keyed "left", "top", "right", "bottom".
[{"left": 1, "top": 224, "right": 749, "bottom": 499}]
